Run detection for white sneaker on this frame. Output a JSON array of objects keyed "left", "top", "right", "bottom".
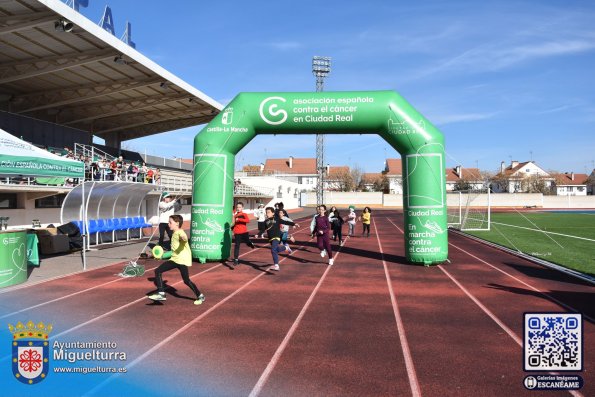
[
  {"left": 340, "top": 240, "right": 345, "bottom": 246},
  {"left": 269, "top": 264, "right": 280, "bottom": 271},
  {"left": 329, "top": 259, "right": 334, "bottom": 266},
  {"left": 285, "top": 245, "right": 292, "bottom": 254},
  {"left": 320, "top": 249, "right": 327, "bottom": 258}
]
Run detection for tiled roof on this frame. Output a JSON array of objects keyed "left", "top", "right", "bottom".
[
  {"left": 264, "top": 158, "right": 316, "bottom": 174},
  {"left": 446, "top": 167, "right": 483, "bottom": 182},
  {"left": 499, "top": 161, "right": 532, "bottom": 177},
  {"left": 557, "top": 173, "right": 589, "bottom": 186},
  {"left": 385, "top": 158, "right": 402, "bottom": 175},
  {"left": 242, "top": 165, "right": 261, "bottom": 172},
  {"left": 327, "top": 166, "right": 350, "bottom": 178},
  {"left": 361, "top": 173, "right": 383, "bottom": 184}
]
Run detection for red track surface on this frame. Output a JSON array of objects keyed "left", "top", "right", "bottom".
[{"left": 2, "top": 211, "right": 592, "bottom": 397}]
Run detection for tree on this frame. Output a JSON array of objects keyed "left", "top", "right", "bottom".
[
  {"left": 373, "top": 174, "right": 390, "bottom": 193},
  {"left": 349, "top": 164, "right": 363, "bottom": 191},
  {"left": 521, "top": 174, "right": 549, "bottom": 194},
  {"left": 453, "top": 178, "right": 472, "bottom": 191}
]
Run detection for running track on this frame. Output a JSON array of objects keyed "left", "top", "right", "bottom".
[{"left": 0, "top": 211, "right": 592, "bottom": 397}]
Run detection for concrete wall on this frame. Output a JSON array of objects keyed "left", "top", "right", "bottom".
[
  {"left": 301, "top": 192, "right": 595, "bottom": 209},
  {"left": 304, "top": 191, "right": 383, "bottom": 206}
]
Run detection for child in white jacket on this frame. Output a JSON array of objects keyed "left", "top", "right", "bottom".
[{"left": 347, "top": 206, "right": 357, "bottom": 237}]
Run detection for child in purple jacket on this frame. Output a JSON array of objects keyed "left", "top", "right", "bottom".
[{"left": 310, "top": 204, "right": 334, "bottom": 265}]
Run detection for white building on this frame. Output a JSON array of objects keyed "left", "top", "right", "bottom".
[
  {"left": 555, "top": 172, "right": 588, "bottom": 196},
  {"left": 445, "top": 166, "right": 485, "bottom": 191},
  {"left": 492, "top": 160, "right": 553, "bottom": 193},
  {"left": 384, "top": 158, "right": 403, "bottom": 194}
]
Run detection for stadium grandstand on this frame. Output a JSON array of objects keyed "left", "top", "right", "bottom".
[{"left": 0, "top": 0, "right": 222, "bottom": 229}]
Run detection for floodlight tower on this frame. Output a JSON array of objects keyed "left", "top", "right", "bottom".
[{"left": 312, "top": 56, "right": 331, "bottom": 205}]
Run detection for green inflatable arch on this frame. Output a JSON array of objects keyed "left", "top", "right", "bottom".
[{"left": 192, "top": 91, "right": 447, "bottom": 265}]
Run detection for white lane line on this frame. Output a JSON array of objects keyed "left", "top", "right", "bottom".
[
  {"left": 0, "top": 264, "right": 159, "bottom": 320},
  {"left": 387, "top": 216, "right": 584, "bottom": 397},
  {"left": 437, "top": 266, "right": 583, "bottom": 397},
  {"left": 385, "top": 216, "right": 594, "bottom": 323},
  {"left": 85, "top": 234, "right": 315, "bottom": 397},
  {"left": 448, "top": 241, "right": 595, "bottom": 323},
  {"left": 248, "top": 238, "right": 346, "bottom": 397},
  {"left": 375, "top": 219, "right": 421, "bottom": 397}
]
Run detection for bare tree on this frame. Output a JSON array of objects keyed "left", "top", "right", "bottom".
[{"left": 350, "top": 164, "right": 363, "bottom": 191}]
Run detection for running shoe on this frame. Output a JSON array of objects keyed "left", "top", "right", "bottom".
[
  {"left": 320, "top": 249, "right": 327, "bottom": 258},
  {"left": 340, "top": 240, "right": 345, "bottom": 246},
  {"left": 249, "top": 243, "right": 255, "bottom": 249},
  {"left": 269, "top": 264, "right": 280, "bottom": 271},
  {"left": 194, "top": 294, "right": 206, "bottom": 305},
  {"left": 285, "top": 245, "right": 292, "bottom": 254},
  {"left": 148, "top": 293, "right": 166, "bottom": 301},
  {"left": 329, "top": 259, "right": 334, "bottom": 266},
  {"left": 233, "top": 259, "right": 239, "bottom": 266}
]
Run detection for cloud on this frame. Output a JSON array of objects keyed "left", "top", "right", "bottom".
[
  {"left": 266, "top": 41, "right": 303, "bottom": 51},
  {"left": 431, "top": 112, "right": 498, "bottom": 125}
]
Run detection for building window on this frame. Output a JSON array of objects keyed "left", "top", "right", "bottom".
[
  {"left": 35, "top": 194, "right": 66, "bottom": 208},
  {"left": 0, "top": 193, "right": 17, "bottom": 209}
]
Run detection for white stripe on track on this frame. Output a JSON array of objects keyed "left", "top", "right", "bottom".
[
  {"left": 448, "top": 242, "right": 595, "bottom": 323},
  {"left": 0, "top": 264, "right": 160, "bottom": 320},
  {"left": 248, "top": 239, "right": 346, "bottom": 397},
  {"left": 437, "top": 265, "right": 583, "bottom": 397},
  {"left": 387, "top": 216, "right": 584, "bottom": 397},
  {"left": 374, "top": 219, "right": 421, "bottom": 397},
  {"left": 386, "top": 217, "right": 594, "bottom": 322},
  {"left": 84, "top": 230, "right": 315, "bottom": 397}
]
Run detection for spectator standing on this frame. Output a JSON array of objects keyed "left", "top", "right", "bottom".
[{"left": 158, "top": 192, "right": 177, "bottom": 249}]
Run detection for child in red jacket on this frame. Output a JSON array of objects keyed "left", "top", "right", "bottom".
[{"left": 231, "top": 202, "right": 255, "bottom": 266}]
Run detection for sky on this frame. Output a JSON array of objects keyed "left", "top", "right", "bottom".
[{"left": 72, "top": 0, "right": 595, "bottom": 175}]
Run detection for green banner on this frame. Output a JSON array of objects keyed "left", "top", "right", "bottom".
[
  {"left": 0, "top": 156, "right": 84, "bottom": 178},
  {"left": 193, "top": 91, "right": 447, "bottom": 265},
  {"left": 0, "top": 230, "right": 28, "bottom": 288}
]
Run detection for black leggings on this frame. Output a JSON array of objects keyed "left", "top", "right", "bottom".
[
  {"left": 154, "top": 260, "right": 201, "bottom": 297},
  {"left": 234, "top": 232, "right": 255, "bottom": 259},
  {"left": 362, "top": 223, "right": 370, "bottom": 236},
  {"left": 158, "top": 222, "right": 173, "bottom": 247}
]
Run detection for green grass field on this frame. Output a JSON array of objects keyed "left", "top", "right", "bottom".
[{"left": 465, "top": 211, "right": 595, "bottom": 277}]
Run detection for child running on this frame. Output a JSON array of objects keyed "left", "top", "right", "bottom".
[
  {"left": 359, "top": 206, "right": 372, "bottom": 237},
  {"left": 279, "top": 209, "right": 295, "bottom": 248},
  {"left": 311, "top": 204, "right": 334, "bottom": 265},
  {"left": 255, "top": 203, "right": 266, "bottom": 238},
  {"left": 148, "top": 215, "right": 205, "bottom": 305},
  {"left": 330, "top": 208, "right": 345, "bottom": 246},
  {"left": 264, "top": 206, "right": 297, "bottom": 271},
  {"left": 347, "top": 206, "right": 357, "bottom": 236},
  {"left": 231, "top": 202, "right": 255, "bottom": 266}
]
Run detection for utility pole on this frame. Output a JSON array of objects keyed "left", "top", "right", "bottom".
[{"left": 312, "top": 56, "right": 331, "bottom": 205}]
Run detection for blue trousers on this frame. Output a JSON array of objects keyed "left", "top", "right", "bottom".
[{"left": 270, "top": 239, "right": 287, "bottom": 264}]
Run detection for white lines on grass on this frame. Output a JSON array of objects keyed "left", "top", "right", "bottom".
[
  {"left": 248, "top": 241, "right": 345, "bottom": 397},
  {"left": 491, "top": 221, "right": 595, "bottom": 243},
  {"left": 377, "top": 219, "right": 421, "bottom": 397}
]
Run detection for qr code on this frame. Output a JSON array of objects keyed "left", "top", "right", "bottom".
[{"left": 524, "top": 313, "right": 582, "bottom": 371}]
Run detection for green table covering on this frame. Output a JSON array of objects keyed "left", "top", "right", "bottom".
[
  {"left": 27, "top": 232, "right": 39, "bottom": 266},
  {"left": 0, "top": 230, "right": 28, "bottom": 288}
]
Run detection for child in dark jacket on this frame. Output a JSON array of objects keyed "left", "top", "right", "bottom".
[{"left": 265, "top": 207, "right": 297, "bottom": 271}]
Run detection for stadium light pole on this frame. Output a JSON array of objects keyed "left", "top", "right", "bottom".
[{"left": 312, "top": 56, "right": 331, "bottom": 206}]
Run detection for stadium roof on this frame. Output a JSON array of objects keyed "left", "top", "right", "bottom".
[{"left": 0, "top": 0, "right": 222, "bottom": 143}]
